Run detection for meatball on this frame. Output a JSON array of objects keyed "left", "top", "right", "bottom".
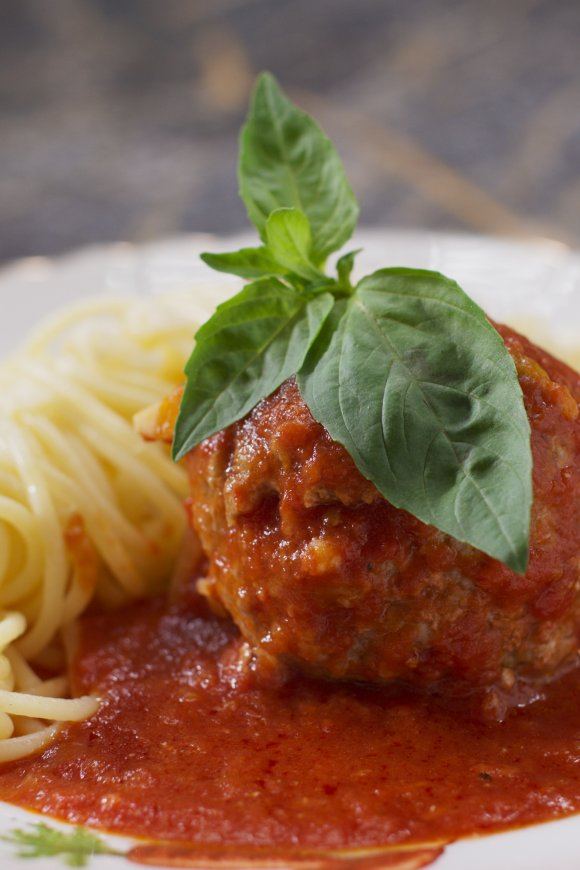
[{"left": 184, "top": 325, "right": 579, "bottom": 713}]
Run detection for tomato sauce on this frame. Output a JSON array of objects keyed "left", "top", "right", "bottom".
[{"left": 0, "top": 597, "right": 578, "bottom": 852}]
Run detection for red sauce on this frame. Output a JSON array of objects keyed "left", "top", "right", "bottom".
[{"left": 0, "top": 598, "right": 578, "bottom": 851}]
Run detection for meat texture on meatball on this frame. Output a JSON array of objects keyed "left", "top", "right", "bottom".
[{"left": 182, "top": 325, "right": 579, "bottom": 715}]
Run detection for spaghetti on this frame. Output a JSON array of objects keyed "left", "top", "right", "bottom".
[{"left": 0, "top": 292, "right": 210, "bottom": 760}]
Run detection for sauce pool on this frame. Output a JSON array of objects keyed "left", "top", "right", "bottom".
[{"left": 0, "top": 598, "right": 578, "bottom": 852}]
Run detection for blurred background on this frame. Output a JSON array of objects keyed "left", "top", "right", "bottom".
[{"left": 1, "top": 0, "right": 579, "bottom": 264}]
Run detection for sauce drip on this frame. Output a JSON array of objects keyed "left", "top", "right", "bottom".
[{"left": 0, "top": 599, "right": 578, "bottom": 849}]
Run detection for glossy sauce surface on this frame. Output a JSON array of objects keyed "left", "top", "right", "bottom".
[{"left": 0, "top": 599, "right": 578, "bottom": 849}]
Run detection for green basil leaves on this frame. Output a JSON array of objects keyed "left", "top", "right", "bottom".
[
  {"left": 265, "top": 208, "right": 323, "bottom": 281},
  {"left": 174, "top": 73, "right": 533, "bottom": 573},
  {"left": 173, "top": 279, "right": 334, "bottom": 461},
  {"left": 297, "top": 269, "right": 532, "bottom": 572},
  {"left": 239, "top": 72, "right": 359, "bottom": 263},
  {"left": 200, "top": 246, "right": 282, "bottom": 280}
]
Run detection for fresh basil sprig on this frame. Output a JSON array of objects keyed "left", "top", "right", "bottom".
[
  {"left": 239, "top": 72, "right": 359, "bottom": 262},
  {"left": 298, "top": 269, "right": 532, "bottom": 573},
  {"left": 173, "top": 73, "right": 532, "bottom": 573},
  {"left": 173, "top": 278, "right": 334, "bottom": 460},
  {"left": 200, "top": 246, "right": 282, "bottom": 280}
]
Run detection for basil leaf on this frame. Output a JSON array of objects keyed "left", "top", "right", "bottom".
[
  {"left": 239, "top": 72, "right": 359, "bottom": 261},
  {"left": 336, "top": 248, "right": 361, "bottom": 292},
  {"left": 201, "top": 247, "right": 283, "bottom": 280},
  {"left": 297, "top": 268, "right": 532, "bottom": 573},
  {"left": 265, "top": 208, "right": 322, "bottom": 281},
  {"left": 173, "top": 278, "right": 334, "bottom": 460}
]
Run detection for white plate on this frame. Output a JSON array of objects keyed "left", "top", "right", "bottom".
[{"left": 0, "top": 230, "right": 578, "bottom": 870}]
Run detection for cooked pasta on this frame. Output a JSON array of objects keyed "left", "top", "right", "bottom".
[{"left": 0, "top": 291, "right": 216, "bottom": 761}]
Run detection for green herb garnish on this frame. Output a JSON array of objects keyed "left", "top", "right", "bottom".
[
  {"left": 2, "top": 823, "right": 123, "bottom": 867},
  {"left": 173, "top": 72, "right": 532, "bottom": 574}
]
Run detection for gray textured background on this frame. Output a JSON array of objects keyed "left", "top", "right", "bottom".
[{"left": 1, "top": 0, "right": 579, "bottom": 263}]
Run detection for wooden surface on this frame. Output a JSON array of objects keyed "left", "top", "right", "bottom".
[{"left": 0, "top": 0, "right": 578, "bottom": 262}]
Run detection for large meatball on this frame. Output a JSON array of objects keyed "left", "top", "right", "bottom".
[{"left": 184, "top": 325, "right": 579, "bottom": 714}]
